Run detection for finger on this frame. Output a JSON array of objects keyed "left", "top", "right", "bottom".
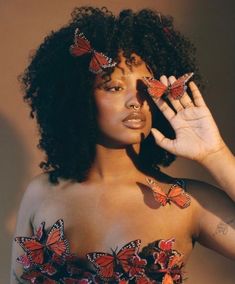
[
  {"left": 167, "top": 76, "right": 184, "bottom": 112},
  {"left": 153, "top": 97, "right": 175, "bottom": 121},
  {"left": 151, "top": 75, "right": 175, "bottom": 120},
  {"left": 189, "top": 81, "right": 206, "bottom": 107},
  {"left": 160, "top": 75, "right": 168, "bottom": 86},
  {"left": 151, "top": 128, "right": 176, "bottom": 154},
  {"left": 178, "top": 87, "right": 195, "bottom": 108},
  {"left": 180, "top": 93, "right": 195, "bottom": 108}
]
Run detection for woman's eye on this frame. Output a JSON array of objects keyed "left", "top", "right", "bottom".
[{"left": 105, "top": 86, "right": 123, "bottom": 92}]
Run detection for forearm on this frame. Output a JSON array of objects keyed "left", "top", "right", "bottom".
[{"left": 199, "top": 143, "right": 235, "bottom": 201}]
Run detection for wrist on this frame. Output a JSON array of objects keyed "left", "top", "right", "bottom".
[{"left": 198, "top": 141, "right": 231, "bottom": 168}]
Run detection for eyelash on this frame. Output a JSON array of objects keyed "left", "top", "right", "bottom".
[{"left": 105, "top": 86, "right": 123, "bottom": 92}]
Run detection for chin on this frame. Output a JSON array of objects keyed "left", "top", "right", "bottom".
[
  {"left": 115, "top": 129, "right": 150, "bottom": 146},
  {"left": 97, "top": 125, "right": 151, "bottom": 147}
]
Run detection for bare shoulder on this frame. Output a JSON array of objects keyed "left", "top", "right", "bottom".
[
  {"left": 182, "top": 178, "right": 234, "bottom": 216},
  {"left": 22, "top": 173, "right": 52, "bottom": 205},
  {"left": 15, "top": 172, "right": 56, "bottom": 231},
  {"left": 181, "top": 179, "right": 235, "bottom": 225}
]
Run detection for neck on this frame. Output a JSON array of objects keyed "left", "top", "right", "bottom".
[{"left": 87, "top": 143, "right": 142, "bottom": 182}]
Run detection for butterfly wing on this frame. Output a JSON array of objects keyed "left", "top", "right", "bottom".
[
  {"left": 16, "top": 253, "right": 31, "bottom": 269},
  {"left": 70, "top": 29, "right": 92, "bottom": 56},
  {"left": 166, "top": 254, "right": 183, "bottom": 282},
  {"left": 162, "top": 273, "right": 174, "bottom": 284},
  {"left": 21, "top": 270, "right": 43, "bottom": 282},
  {"left": 34, "top": 221, "right": 45, "bottom": 241},
  {"left": 21, "top": 270, "right": 57, "bottom": 284},
  {"left": 15, "top": 237, "right": 44, "bottom": 264},
  {"left": 116, "top": 239, "right": 141, "bottom": 275},
  {"left": 146, "top": 178, "right": 168, "bottom": 206},
  {"left": 63, "top": 278, "right": 91, "bottom": 284},
  {"left": 46, "top": 219, "right": 69, "bottom": 256},
  {"left": 168, "top": 254, "right": 183, "bottom": 268},
  {"left": 167, "top": 185, "right": 191, "bottom": 209},
  {"left": 152, "top": 185, "right": 168, "bottom": 206},
  {"left": 89, "top": 51, "right": 116, "bottom": 74},
  {"left": 142, "top": 77, "right": 167, "bottom": 98},
  {"left": 118, "top": 280, "right": 129, "bottom": 284},
  {"left": 40, "top": 262, "right": 57, "bottom": 276},
  {"left": 135, "top": 274, "right": 154, "bottom": 284},
  {"left": 87, "top": 252, "right": 115, "bottom": 280},
  {"left": 153, "top": 251, "right": 168, "bottom": 269},
  {"left": 169, "top": 72, "right": 194, "bottom": 99},
  {"left": 158, "top": 238, "right": 175, "bottom": 252},
  {"left": 43, "top": 279, "right": 58, "bottom": 284},
  {"left": 127, "top": 255, "right": 147, "bottom": 278}
]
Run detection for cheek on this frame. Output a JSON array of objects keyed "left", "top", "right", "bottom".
[{"left": 95, "top": 100, "right": 121, "bottom": 130}]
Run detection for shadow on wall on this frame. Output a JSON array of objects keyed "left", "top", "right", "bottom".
[{"left": 0, "top": 114, "right": 30, "bottom": 283}]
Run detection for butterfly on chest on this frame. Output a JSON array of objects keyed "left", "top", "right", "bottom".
[
  {"left": 87, "top": 239, "right": 147, "bottom": 281},
  {"left": 146, "top": 178, "right": 191, "bottom": 209}
]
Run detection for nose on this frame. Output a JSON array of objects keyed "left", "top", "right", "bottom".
[{"left": 125, "top": 79, "right": 146, "bottom": 110}]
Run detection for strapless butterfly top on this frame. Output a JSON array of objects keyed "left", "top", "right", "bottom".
[{"left": 15, "top": 179, "right": 189, "bottom": 283}]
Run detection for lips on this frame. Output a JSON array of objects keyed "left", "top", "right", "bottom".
[{"left": 122, "top": 112, "right": 146, "bottom": 129}]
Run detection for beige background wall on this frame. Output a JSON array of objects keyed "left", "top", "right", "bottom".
[{"left": 0, "top": 0, "right": 234, "bottom": 283}]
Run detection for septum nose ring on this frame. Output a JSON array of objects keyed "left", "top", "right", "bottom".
[{"left": 131, "top": 104, "right": 141, "bottom": 110}]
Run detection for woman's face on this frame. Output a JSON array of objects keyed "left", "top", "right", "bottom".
[{"left": 93, "top": 52, "right": 153, "bottom": 148}]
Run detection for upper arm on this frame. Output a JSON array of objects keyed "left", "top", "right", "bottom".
[
  {"left": 187, "top": 179, "right": 235, "bottom": 260},
  {"left": 10, "top": 174, "right": 48, "bottom": 283}
]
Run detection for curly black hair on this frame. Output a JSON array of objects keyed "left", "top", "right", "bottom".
[{"left": 20, "top": 6, "right": 203, "bottom": 184}]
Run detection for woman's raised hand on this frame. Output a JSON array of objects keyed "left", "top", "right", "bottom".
[{"left": 150, "top": 75, "right": 226, "bottom": 163}]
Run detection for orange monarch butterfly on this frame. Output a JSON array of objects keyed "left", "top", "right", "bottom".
[
  {"left": 153, "top": 238, "right": 176, "bottom": 269},
  {"left": 142, "top": 72, "right": 194, "bottom": 100},
  {"left": 87, "top": 240, "right": 143, "bottom": 281},
  {"left": 15, "top": 219, "right": 69, "bottom": 265},
  {"left": 70, "top": 28, "right": 116, "bottom": 74},
  {"left": 146, "top": 178, "right": 191, "bottom": 209},
  {"left": 20, "top": 270, "right": 57, "bottom": 284},
  {"left": 62, "top": 278, "right": 92, "bottom": 284},
  {"left": 159, "top": 254, "right": 184, "bottom": 284}
]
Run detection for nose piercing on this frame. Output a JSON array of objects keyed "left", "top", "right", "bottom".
[{"left": 131, "top": 104, "right": 140, "bottom": 110}]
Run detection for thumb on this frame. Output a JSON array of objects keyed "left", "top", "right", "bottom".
[{"left": 151, "top": 128, "right": 175, "bottom": 154}]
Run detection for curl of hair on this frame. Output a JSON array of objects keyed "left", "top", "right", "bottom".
[{"left": 20, "top": 6, "right": 203, "bottom": 184}]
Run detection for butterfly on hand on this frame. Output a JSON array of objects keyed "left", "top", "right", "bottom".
[
  {"left": 70, "top": 28, "right": 116, "bottom": 74},
  {"left": 142, "top": 72, "right": 194, "bottom": 100},
  {"left": 87, "top": 239, "right": 144, "bottom": 281},
  {"left": 146, "top": 178, "right": 191, "bottom": 209},
  {"left": 15, "top": 219, "right": 69, "bottom": 265}
]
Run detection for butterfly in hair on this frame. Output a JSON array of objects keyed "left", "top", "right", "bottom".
[
  {"left": 87, "top": 239, "right": 145, "bottom": 281},
  {"left": 70, "top": 28, "right": 116, "bottom": 74},
  {"left": 15, "top": 219, "right": 69, "bottom": 265},
  {"left": 142, "top": 72, "right": 194, "bottom": 100},
  {"left": 146, "top": 178, "right": 191, "bottom": 209}
]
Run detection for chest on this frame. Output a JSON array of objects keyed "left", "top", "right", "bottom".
[{"left": 32, "top": 183, "right": 195, "bottom": 260}]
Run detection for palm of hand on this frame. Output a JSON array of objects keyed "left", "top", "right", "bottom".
[
  {"left": 170, "top": 105, "right": 222, "bottom": 161},
  {"left": 151, "top": 78, "right": 224, "bottom": 162}
]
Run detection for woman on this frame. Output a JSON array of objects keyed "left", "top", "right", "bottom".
[{"left": 10, "top": 6, "right": 235, "bottom": 284}]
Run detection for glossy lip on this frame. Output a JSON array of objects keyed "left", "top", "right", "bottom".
[{"left": 122, "top": 111, "right": 146, "bottom": 129}]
